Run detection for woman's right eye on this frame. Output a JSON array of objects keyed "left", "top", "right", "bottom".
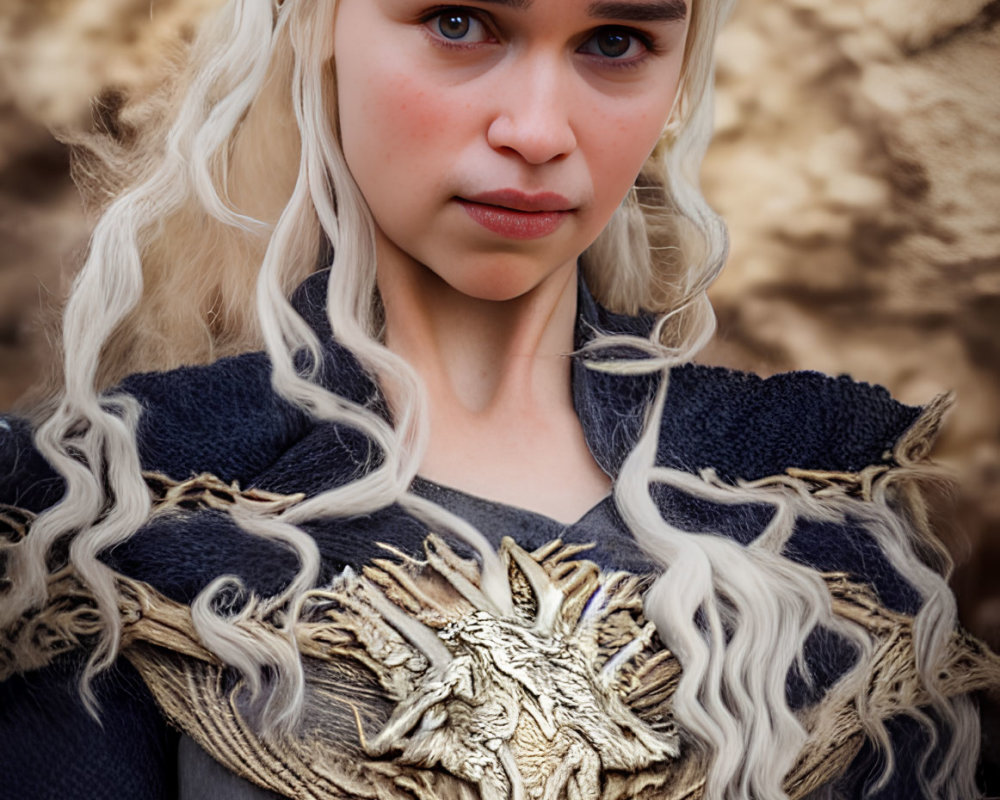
[{"left": 425, "top": 8, "right": 492, "bottom": 45}]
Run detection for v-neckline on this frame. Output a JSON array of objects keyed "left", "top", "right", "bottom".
[{"left": 410, "top": 475, "right": 614, "bottom": 532}]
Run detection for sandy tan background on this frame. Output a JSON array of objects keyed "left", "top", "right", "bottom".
[{"left": 0, "top": 1, "right": 997, "bottom": 651}]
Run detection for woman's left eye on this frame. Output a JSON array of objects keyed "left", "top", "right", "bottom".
[
  {"left": 578, "top": 28, "right": 649, "bottom": 61},
  {"left": 427, "top": 9, "right": 491, "bottom": 44}
]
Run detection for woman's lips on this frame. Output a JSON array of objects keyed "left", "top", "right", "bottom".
[{"left": 456, "top": 190, "right": 574, "bottom": 240}]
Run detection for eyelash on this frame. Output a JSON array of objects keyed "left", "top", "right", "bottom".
[
  {"left": 420, "top": 7, "right": 496, "bottom": 49},
  {"left": 419, "top": 6, "right": 660, "bottom": 69},
  {"left": 579, "top": 28, "right": 659, "bottom": 70}
]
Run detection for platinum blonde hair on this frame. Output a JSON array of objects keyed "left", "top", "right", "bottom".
[{"left": 2, "top": 0, "right": 979, "bottom": 797}]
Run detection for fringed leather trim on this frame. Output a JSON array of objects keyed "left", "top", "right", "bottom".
[
  {"left": 894, "top": 392, "right": 953, "bottom": 467},
  {"left": 0, "top": 566, "right": 102, "bottom": 679},
  {"left": 0, "top": 504, "right": 32, "bottom": 544},
  {"left": 8, "top": 533, "right": 995, "bottom": 800},
  {"left": 0, "top": 472, "right": 304, "bottom": 680},
  {"left": 788, "top": 574, "right": 1000, "bottom": 798},
  {"left": 734, "top": 392, "right": 953, "bottom": 504},
  {"left": 142, "top": 471, "right": 305, "bottom": 515},
  {"left": 733, "top": 393, "right": 955, "bottom": 577},
  {"left": 0, "top": 505, "right": 32, "bottom": 597}
]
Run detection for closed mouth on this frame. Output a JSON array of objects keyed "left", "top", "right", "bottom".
[
  {"left": 456, "top": 197, "right": 570, "bottom": 240},
  {"left": 459, "top": 189, "right": 575, "bottom": 214}
]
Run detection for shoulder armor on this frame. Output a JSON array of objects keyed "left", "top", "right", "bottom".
[
  {"left": 119, "top": 351, "right": 311, "bottom": 485},
  {"left": 658, "top": 364, "right": 926, "bottom": 482}
]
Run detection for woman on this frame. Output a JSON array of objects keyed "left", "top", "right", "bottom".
[{"left": 0, "top": 0, "right": 996, "bottom": 797}]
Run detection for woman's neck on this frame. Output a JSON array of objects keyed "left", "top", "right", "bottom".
[
  {"left": 379, "top": 255, "right": 578, "bottom": 415},
  {"left": 377, "top": 253, "right": 612, "bottom": 523}
]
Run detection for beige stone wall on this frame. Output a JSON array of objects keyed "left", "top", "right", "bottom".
[{"left": 0, "top": 1, "right": 997, "bottom": 646}]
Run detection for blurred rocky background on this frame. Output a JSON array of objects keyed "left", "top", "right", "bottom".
[{"left": 0, "top": 0, "right": 997, "bottom": 653}]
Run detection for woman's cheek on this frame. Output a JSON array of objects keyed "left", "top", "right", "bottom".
[
  {"left": 364, "top": 64, "right": 460, "bottom": 154},
  {"left": 587, "top": 105, "right": 666, "bottom": 219}
]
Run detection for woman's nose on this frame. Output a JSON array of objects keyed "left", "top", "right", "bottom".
[{"left": 485, "top": 57, "right": 578, "bottom": 165}]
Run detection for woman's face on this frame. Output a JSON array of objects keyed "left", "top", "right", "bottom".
[{"left": 334, "top": 0, "right": 690, "bottom": 301}]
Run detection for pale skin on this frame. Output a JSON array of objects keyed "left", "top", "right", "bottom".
[{"left": 334, "top": 0, "right": 690, "bottom": 522}]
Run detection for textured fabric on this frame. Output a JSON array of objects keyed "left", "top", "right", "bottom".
[
  {"left": 0, "top": 270, "right": 947, "bottom": 798},
  {"left": 0, "top": 653, "right": 177, "bottom": 799},
  {"left": 178, "top": 735, "right": 281, "bottom": 800},
  {"left": 571, "top": 281, "right": 922, "bottom": 483},
  {"left": 0, "top": 416, "right": 64, "bottom": 513}
]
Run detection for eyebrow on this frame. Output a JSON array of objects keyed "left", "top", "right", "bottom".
[
  {"left": 474, "top": 0, "right": 689, "bottom": 21},
  {"left": 587, "top": 0, "right": 688, "bottom": 22},
  {"left": 473, "top": 0, "right": 533, "bottom": 8}
]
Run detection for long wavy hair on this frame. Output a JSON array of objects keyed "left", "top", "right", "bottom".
[{"left": 2, "top": 1, "right": 980, "bottom": 798}]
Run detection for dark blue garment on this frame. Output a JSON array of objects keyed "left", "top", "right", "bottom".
[
  {"left": 0, "top": 271, "right": 940, "bottom": 798},
  {"left": 0, "top": 653, "right": 178, "bottom": 800}
]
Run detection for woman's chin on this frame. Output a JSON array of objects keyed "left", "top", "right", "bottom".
[{"left": 432, "top": 257, "right": 576, "bottom": 305}]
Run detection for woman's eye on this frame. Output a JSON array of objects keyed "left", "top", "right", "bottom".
[
  {"left": 579, "top": 28, "right": 648, "bottom": 61},
  {"left": 428, "top": 10, "right": 491, "bottom": 44}
]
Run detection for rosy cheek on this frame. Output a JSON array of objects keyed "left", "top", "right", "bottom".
[{"left": 369, "top": 72, "right": 457, "bottom": 150}]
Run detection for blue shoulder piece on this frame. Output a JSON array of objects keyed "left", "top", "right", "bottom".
[
  {"left": 0, "top": 352, "right": 312, "bottom": 514},
  {"left": 657, "top": 364, "right": 922, "bottom": 482},
  {"left": 117, "top": 270, "right": 381, "bottom": 488},
  {"left": 573, "top": 272, "right": 923, "bottom": 482},
  {"left": 119, "top": 351, "right": 312, "bottom": 485}
]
